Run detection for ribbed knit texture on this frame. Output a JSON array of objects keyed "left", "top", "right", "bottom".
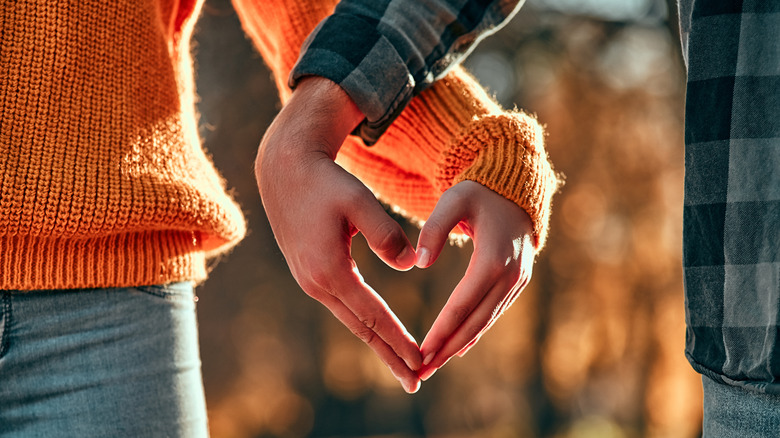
[
  {"left": 0, "top": 0, "right": 246, "bottom": 290},
  {"left": 234, "top": 0, "right": 560, "bottom": 248},
  {"left": 440, "top": 112, "right": 556, "bottom": 245}
]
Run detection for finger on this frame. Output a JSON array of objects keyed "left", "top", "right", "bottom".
[
  {"left": 454, "top": 237, "right": 533, "bottom": 360},
  {"left": 418, "top": 247, "right": 502, "bottom": 367},
  {"left": 291, "top": 220, "right": 422, "bottom": 374},
  {"left": 419, "top": 276, "right": 514, "bottom": 381},
  {"left": 455, "top": 281, "right": 524, "bottom": 358},
  {"left": 415, "top": 190, "right": 469, "bottom": 269},
  {"left": 422, "top": 255, "right": 531, "bottom": 379},
  {"left": 317, "top": 291, "right": 421, "bottom": 393},
  {"left": 422, "top": 267, "right": 531, "bottom": 380},
  {"left": 319, "top": 260, "right": 423, "bottom": 373},
  {"left": 422, "top": 221, "right": 535, "bottom": 363},
  {"left": 350, "top": 196, "right": 416, "bottom": 271},
  {"left": 290, "top": 221, "right": 422, "bottom": 390}
]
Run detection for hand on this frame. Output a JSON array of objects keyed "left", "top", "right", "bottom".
[
  {"left": 415, "top": 180, "right": 536, "bottom": 381},
  {"left": 255, "top": 77, "right": 422, "bottom": 393}
]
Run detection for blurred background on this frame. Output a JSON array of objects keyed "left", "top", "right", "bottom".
[{"left": 193, "top": 0, "right": 699, "bottom": 436}]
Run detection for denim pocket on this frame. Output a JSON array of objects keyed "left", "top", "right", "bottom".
[{"left": 133, "top": 282, "right": 195, "bottom": 302}]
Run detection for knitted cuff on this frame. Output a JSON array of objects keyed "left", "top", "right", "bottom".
[{"left": 436, "top": 113, "right": 560, "bottom": 249}]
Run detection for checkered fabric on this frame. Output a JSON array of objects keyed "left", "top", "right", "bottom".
[
  {"left": 680, "top": 0, "right": 780, "bottom": 393},
  {"left": 288, "top": 0, "right": 523, "bottom": 145}
]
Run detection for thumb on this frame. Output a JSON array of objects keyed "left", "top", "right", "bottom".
[
  {"left": 416, "top": 189, "right": 469, "bottom": 269},
  {"left": 351, "top": 198, "right": 416, "bottom": 271}
]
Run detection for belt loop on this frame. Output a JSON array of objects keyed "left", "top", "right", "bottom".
[{"left": 0, "top": 292, "right": 10, "bottom": 359}]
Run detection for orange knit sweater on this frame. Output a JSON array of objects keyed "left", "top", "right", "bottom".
[
  {"left": 0, "top": 0, "right": 558, "bottom": 291},
  {"left": 0, "top": 0, "right": 246, "bottom": 289}
]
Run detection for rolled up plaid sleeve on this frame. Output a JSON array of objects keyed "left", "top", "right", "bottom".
[{"left": 288, "top": 0, "right": 524, "bottom": 145}]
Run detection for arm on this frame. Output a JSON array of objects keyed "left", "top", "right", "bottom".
[{"left": 236, "top": 0, "right": 559, "bottom": 387}]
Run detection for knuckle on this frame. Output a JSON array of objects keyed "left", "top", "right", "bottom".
[
  {"left": 372, "top": 220, "right": 404, "bottom": 253},
  {"left": 361, "top": 316, "right": 378, "bottom": 331},
  {"left": 353, "top": 326, "right": 377, "bottom": 345},
  {"left": 349, "top": 312, "right": 385, "bottom": 346}
]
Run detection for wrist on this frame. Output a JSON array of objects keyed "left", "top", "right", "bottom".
[
  {"left": 255, "top": 76, "right": 365, "bottom": 194},
  {"left": 437, "top": 113, "right": 559, "bottom": 250},
  {"left": 285, "top": 76, "right": 364, "bottom": 158}
]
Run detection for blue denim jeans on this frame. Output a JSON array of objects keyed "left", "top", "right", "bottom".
[
  {"left": 0, "top": 283, "right": 209, "bottom": 437},
  {"left": 703, "top": 376, "right": 780, "bottom": 437}
]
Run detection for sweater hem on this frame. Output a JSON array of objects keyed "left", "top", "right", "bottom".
[{"left": 0, "top": 231, "right": 207, "bottom": 291}]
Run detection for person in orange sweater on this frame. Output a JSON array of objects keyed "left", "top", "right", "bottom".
[{"left": 0, "top": 0, "right": 557, "bottom": 435}]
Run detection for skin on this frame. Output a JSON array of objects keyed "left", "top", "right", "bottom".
[
  {"left": 415, "top": 181, "right": 535, "bottom": 381},
  {"left": 256, "top": 76, "right": 536, "bottom": 393}
]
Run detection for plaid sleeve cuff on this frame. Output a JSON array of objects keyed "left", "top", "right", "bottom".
[{"left": 289, "top": 13, "right": 415, "bottom": 145}]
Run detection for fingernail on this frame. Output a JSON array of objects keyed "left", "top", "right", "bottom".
[
  {"left": 422, "top": 351, "right": 435, "bottom": 366},
  {"left": 403, "top": 356, "right": 419, "bottom": 371},
  {"left": 396, "top": 246, "right": 415, "bottom": 266},
  {"left": 415, "top": 247, "right": 431, "bottom": 268},
  {"left": 399, "top": 378, "right": 415, "bottom": 394},
  {"left": 406, "top": 379, "right": 420, "bottom": 394},
  {"left": 420, "top": 367, "right": 437, "bottom": 381}
]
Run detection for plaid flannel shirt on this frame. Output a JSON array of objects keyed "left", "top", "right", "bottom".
[
  {"left": 680, "top": 0, "right": 780, "bottom": 393},
  {"left": 289, "top": 0, "right": 524, "bottom": 145}
]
